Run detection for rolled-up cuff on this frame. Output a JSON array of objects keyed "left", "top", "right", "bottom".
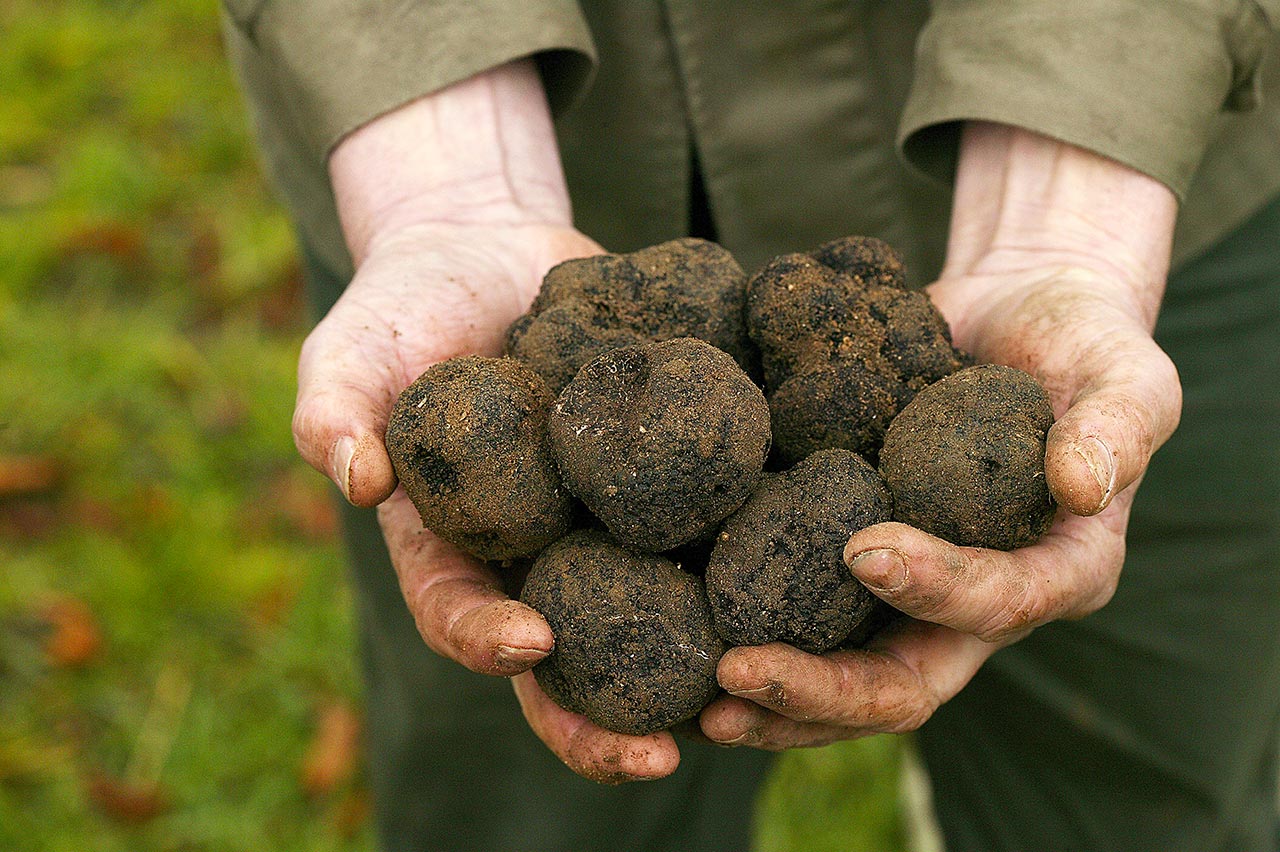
[
  {"left": 898, "top": 0, "right": 1272, "bottom": 199},
  {"left": 233, "top": 0, "right": 596, "bottom": 164}
]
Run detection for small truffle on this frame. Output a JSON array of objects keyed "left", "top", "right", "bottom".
[
  {"left": 706, "top": 449, "right": 892, "bottom": 654},
  {"left": 549, "top": 338, "right": 771, "bottom": 553},
  {"left": 505, "top": 238, "right": 755, "bottom": 393},
  {"left": 879, "top": 364, "right": 1056, "bottom": 550},
  {"left": 384, "top": 356, "right": 574, "bottom": 561},
  {"left": 745, "top": 248, "right": 966, "bottom": 463},
  {"left": 520, "top": 530, "right": 725, "bottom": 735}
]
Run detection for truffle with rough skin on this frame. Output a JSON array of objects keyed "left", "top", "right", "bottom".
[
  {"left": 706, "top": 449, "right": 893, "bottom": 654},
  {"left": 746, "top": 247, "right": 966, "bottom": 463},
  {"left": 384, "top": 356, "right": 574, "bottom": 561},
  {"left": 505, "top": 237, "right": 754, "bottom": 393},
  {"left": 549, "top": 338, "right": 771, "bottom": 553},
  {"left": 879, "top": 364, "right": 1057, "bottom": 550},
  {"left": 520, "top": 530, "right": 725, "bottom": 735}
]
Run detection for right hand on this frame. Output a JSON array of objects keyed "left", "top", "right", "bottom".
[{"left": 294, "top": 60, "right": 684, "bottom": 782}]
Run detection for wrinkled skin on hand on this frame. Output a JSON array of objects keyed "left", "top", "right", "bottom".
[
  {"left": 296, "top": 61, "right": 691, "bottom": 782},
  {"left": 698, "top": 123, "right": 1183, "bottom": 752}
]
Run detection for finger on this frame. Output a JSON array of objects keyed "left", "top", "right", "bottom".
[
  {"left": 844, "top": 515, "right": 1125, "bottom": 642},
  {"left": 700, "top": 694, "right": 853, "bottom": 750},
  {"left": 293, "top": 308, "right": 401, "bottom": 507},
  {"left": 380, "top": 490, "right": 554, "bottom": 675},
  {"left": 708, "top": 621, "right": 995, "bottom": 740},
  {"left": 512, "top": 673, "right": 680, "bottom": 783},
  {"left": 1045, "top": 338, "right": 1181, "bottom": 515}
]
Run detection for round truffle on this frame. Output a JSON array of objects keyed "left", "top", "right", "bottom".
[
  {"left": 879, "top": 364, "right": 1057, "bottom": 550},
  {"left": 520, "top": 530, "right": 725, "bottom": 735},
  {"left": 706, "top": 449, "right": 893, "bottom": 654},
  {"left": 549, "top": 338, "right": 771, "bottom": 552},
  {"left": 384, "top": 356, "right": 574, "bottom": 561},
  {"left": 745, "top": 248, "right": 966, "bottom": 462},
  {"left": 505, "top": 238, "right": 754, "bottom": 393}
]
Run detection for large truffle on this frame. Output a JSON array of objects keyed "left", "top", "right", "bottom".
[
  {"left": 505, "top": 238, "right": 754, "bottom": 393},
  {"left": 384, "top": 356, "right": 574, "bottom": 561},
  {"left": 549, "top": 338, "right": 771, "bottom": 553},
  {"left": 705, "top": 449, "right": 892, "bottom": 654},
  {"left": 520, "top": 530, "right": 725, "bottom": 735},
  {"left": 879, "top": 364, "right": 1056, "bottom": 550},
  {"left": 746, "top": 245, "right": 966, "bottom": 463}
]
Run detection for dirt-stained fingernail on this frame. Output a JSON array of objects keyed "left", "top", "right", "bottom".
[
  {"left": 494, "top": 644, "right": 549, "bottom": 671},
  {"left": 848, "top": 548, "right": 908, "bottom": 592},
  {"left": 728, "top": 683, "right": 783, "bottom": 704},
  {"left": 1075, "top": 436, "right": 1116, "bottom": 512},
  {"left": 332, "top": 435, "right": 357, "bottom": 502}
]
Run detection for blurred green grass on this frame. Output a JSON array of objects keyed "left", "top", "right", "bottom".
[{"left": 0, "top": 1, "right": 907, "bottom": 849}]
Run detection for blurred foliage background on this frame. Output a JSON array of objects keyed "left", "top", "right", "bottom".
[{"left": 0, "top": 1, "right": 906, "bottom": 849}]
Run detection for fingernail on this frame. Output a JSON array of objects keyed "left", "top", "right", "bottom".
[
  {"left": 710, "top": 732, "right": 752, "bottom": 747},
  {"left": 495, "top": 644, "right": 549, "bottom": 670},
  {"left": 727, "top": 684, "right": 781, "bottom": 702},
  {"left": 1075, "top": 436, "right": 1116, "bottom": 511},
  {"left": 332, "top": 435, "right": 357, "bottom": 501},
  {"left": 848, "top": 548, "right": 908, "bottom": 592}
]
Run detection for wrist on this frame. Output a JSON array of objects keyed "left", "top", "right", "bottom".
[
  {"left": 328, "top": 59, "right": 574, "bottom": 265},
  {"left": 941, "top": 123, "right": 1177, "bottom": 328}
]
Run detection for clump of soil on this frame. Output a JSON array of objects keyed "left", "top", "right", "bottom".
[
  {"left": 705, "top": 449, "right": 893, "bottom": 654},
  {"left": 384, "top": 356, "right": 574, "bottom": 561},
  {"left": 549, "top": 338, "right": 770, "bottom": 553},
  {"left": 746, "top": 240, "right": 967, "bottom": 463},
  {"left": 505, "top": 237, "right": 755, "bottom": 394},
  {"left": 879, "top": 364, "right": 1056, "bottom": 550},
  {"left": 519, "top": 530, "right": 725, "bottom": 736}
]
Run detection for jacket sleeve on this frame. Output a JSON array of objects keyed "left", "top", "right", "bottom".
[
  {"left": 898, "top": 0, "right": 1277, "bottom": 199},
  {"left": 222, "top": 0, "right": 596, "bottom": 166}
]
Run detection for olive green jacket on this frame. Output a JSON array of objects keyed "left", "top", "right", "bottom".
[{"left": 222, "top": 0, "right": 1280, "bottom": 283}]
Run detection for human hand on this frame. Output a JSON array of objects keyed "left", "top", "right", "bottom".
[
  {"left": 700, "top": 123, "right": 1183, "bottom": 748},
  {"left": 293, "top": 60, "right": 682, "bottom": 781}
]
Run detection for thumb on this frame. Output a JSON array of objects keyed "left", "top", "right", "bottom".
[
  {"left": 1044, "top": 333, "right": 1181, "bottom": 516},
  {"left": 292, "top": 308, "right": 400, "bottom": 508}
]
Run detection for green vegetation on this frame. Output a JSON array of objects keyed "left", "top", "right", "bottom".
[{"left": 0, "top": 1, "right": 905, "bottom": 849}]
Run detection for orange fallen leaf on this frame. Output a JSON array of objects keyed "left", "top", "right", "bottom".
[
  {"left": 0, "top": 455, "right": 62, "bottom": 497},
  {"left": 43, "top": 597, "right": 102, "bottom": 668},
  {"left": 300, "top": 701, "right": 363, "bottom": 797},
  {"left": 85, "top": 772, "right": 170, "bottom": 824}
]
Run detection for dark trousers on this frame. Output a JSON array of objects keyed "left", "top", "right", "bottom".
[{"left": 303, "top": 196, "right": 1280, "bottom": 852}]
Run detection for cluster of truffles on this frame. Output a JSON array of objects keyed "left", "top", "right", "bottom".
[{"left": 384, "top": 236, "right": 1057, "bottom": 736}]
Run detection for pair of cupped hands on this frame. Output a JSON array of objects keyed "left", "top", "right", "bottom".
[{"left": 293, "top": 63, "right": 1181, "bottom": 783}]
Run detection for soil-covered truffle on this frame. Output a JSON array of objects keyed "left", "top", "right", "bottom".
[
  {"left": 520, "top": 530, "right": 725, "bottom": 736},
  {"left": 385, "top": 356, "right": 574, "bottom": 561},
  {"left": 746, "top": 248, "right": 966, "bottom": 463},
  {"left": 549, "top": 338, "right": 771, "bottom": 553},
  {"left": 879, "top": 364, "right": 1056, "bottom": 550},
  {"left": 705, "top": 449, "right": 892, "bottom": 654},
  {"left": 505, "top": 238, "right": 754, "bottom": 393}
]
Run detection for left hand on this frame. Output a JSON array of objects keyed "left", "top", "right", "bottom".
[{"left": 699, "top": 123, "right": 1183, "bottom": 748}]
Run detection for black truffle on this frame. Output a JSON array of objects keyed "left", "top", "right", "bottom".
[
  {"left": 505, "top": 238, "right": 754, "bottom": 393},
  {"left": 520, "top": 530, "right": 725, "bottom": 735},
  {"left": 745, "top": 246, "right": 966, "bottom": 463},
  {"left": 879, "top": 364, "right": 1056, "bottom": 550},
  {"left": 549, "top": 338, "right": 771, "bottom": 553},
  {"left": 706, "top": 449, "right": 893, "bottom": 654},
  {"left": 384, "top": 356, "right": 574, "bottom": 561}
]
